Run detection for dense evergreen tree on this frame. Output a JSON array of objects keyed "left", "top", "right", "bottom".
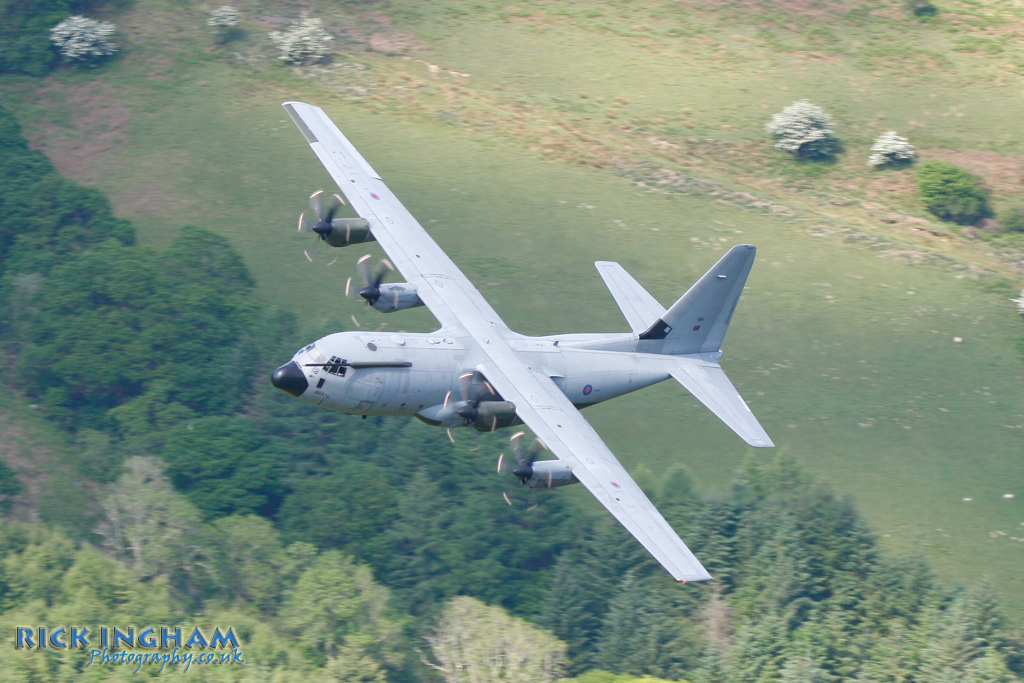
[
  {"left": 0, "top": 460, "right": 21, "bottom": 514},
  {"left": 159, "top": 415, "right": 287, "bottom": 518},
  {"left": 539, "top": 548, "right": 613, "bottom": 674},
  {"left": 916, "top": 160, "right": 993, "bottom": 225},
  {"left": 279, "top": 460, "right": 398, "bottom": 565},
  {"left": 0, "top": 1, "right": 69, "bottom": 75},
  {"left": 595, "top": 572, "right": 700, "bottom": 679}
]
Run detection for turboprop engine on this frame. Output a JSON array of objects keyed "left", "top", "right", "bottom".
[
  {"left": 416, "top": 371, "right": 521, "bottom": 432},
  {"left": 416, "top": 399, "right": 518, "bottom": 432},
  {"left": 498, "top": 431, "right": 579, "bottom": 490},
  {"left": 318, "top": 218, "right": 374, "bottom": 247},
  {"left": 298, "top": 190, "right": 376, "bottom": 247},
  {"left": 363, "top": 282, "right": 422, "bottom": 313},
  {"left": 516, "top": 459, "right": 578, "bottom": 490},
  {"left": 466, "top": 400, "right": 519, "bottom": 432},
  {"left": 348, "top": 255, "right": 423, "bottom": 313}
]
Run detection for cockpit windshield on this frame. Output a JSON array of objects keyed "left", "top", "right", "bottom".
[{"left": 325, "top": 356, "right": 347, "bottom": 376}]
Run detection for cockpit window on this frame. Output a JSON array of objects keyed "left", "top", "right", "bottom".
[{"left": 326, "top": 356, "right": 347, "bottom": 376}]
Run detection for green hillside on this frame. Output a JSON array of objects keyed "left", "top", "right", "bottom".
[{"left": 1, "top": 0, "right": 1022, "bottom": 642}]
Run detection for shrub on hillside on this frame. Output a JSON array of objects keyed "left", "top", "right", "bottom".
[
  {"left": 270, "top": 13, "right": 332, "bottom": 65},
  {"left": 765, "top": 99, "right": 840, "bottom": 160},
  {"left": 1, "top": 4, "right": 64, "bottom": 75},
  {"left": 915, "top": 160, "right": 991, "bottom": 225},
  {"left": 1000, "top": 205, "right": 1024, "bottom": 233},
  {"left": 50, "top": 16, "right": 117, "bottom": 64},
  {"left": 207, "top": 5, "right": 240, "bottom": 44},
  {"left": 868, "top": 130, "right": 916, "bottom": 167},
  {"left": 906, "top": 0, "right": 938, "bottom": 17}
]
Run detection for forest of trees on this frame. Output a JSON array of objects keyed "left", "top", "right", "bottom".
[{"left": 0, "top": 64, "right": 1022, "bottom": 683}]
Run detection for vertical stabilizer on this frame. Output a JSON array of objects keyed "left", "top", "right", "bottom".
[{"left": 639, "top": 245, "right": 756, "bottom": 355}]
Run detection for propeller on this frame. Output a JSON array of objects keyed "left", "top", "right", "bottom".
[
  {"left": 454, "top": 371, "right": 499, "bottom": 424},
  {"left": 498, "top": 431, "right": 546, "bottom": 484},
  {"left": 346, "top": 254, "right": 395, "bottom": 307},
  {"left": 497, "top": 431, "right": 548, "bottom": 507},
  {"left": 442, "top": 371, "right": 502, "bottom": 445},
  {"left": 298, "top": 189, "right": 346, "bottom": 241}
]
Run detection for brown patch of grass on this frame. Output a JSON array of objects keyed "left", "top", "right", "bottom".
[
  {"left": 790, "top": 50, "right": 843, "bottom": 64},
  {"left": 27, "top": 81, "right": 131, "bottom": 184},
  {"left": 923, "top": 148, "right": 1024, "bottom": 197},
  {"left": 865, "top": 169, "right": 918, "bottom": 202}
]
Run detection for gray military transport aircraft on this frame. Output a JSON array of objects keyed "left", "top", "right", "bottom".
[{"left": 272, "top": 102, "right": 774, "bottom": 583}]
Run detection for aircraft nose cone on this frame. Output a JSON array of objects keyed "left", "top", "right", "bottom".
[{"left": 271, "top": 361, "right": 309, "bottom": 397}]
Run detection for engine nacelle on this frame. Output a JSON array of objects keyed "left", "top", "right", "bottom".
[
  {"left": 323, "top": 218, "right": 376, "bottom": 247},
  {"left": 415, "top": 399, "right": 518, "bottom": 430},
  {"left": 372, "top": 283, "right": 423, "bottom": 313},
  {"left": 472, "top": 400, "right": 520, "bottom": 432},
  {"left": 524, "top": 460, "right": 579, "bottom": 490}
]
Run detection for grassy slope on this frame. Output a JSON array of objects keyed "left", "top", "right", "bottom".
[{"left": 2, "top": 0, "right": 1023, "bottom": 614}]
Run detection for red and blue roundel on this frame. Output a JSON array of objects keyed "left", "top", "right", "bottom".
[{"left": 582, "top": 384, "right": 593, "bottom": 396}]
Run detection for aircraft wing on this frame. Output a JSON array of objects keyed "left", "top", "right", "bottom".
[
  {"left": 284, "top": 101, "right": 712, "bottom": 582},
  {"left": 283, "top": 101, "right": 507, "bottom": 333},
  {"left": 477, "top": 355, "right": 713, "bottom": 582}
]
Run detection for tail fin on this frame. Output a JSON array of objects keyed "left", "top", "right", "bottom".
[{"left": 638, "top": 244, "right": 756, "bottom": 356}]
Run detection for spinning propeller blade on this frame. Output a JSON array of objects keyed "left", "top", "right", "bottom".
[
  {"left": 497, "top": 431, "right": 550, "bottom": 508},
  {"left": 348, "top": 254, "right": 394, "bottom": 307}
]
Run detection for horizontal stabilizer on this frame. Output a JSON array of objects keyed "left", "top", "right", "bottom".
[
  {"left": 670, "top": 356, "right": 774, "bottom": 448},
  {"left": 595, "top": 261, "right": 666, "bottom": 333}
]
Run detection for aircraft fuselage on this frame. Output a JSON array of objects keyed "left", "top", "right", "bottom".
[{"left": 272, "top": 329, "right": 677, "bottom": 429}]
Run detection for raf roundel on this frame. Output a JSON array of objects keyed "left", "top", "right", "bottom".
[{"left": 582, "top": 384, "right": 593, "bottom": 396}]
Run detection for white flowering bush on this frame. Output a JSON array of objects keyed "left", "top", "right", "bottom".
[
  {"left": 208, "top": 6, "right": 240, "bottom": 44},
  {"left": 50, "top": 16, "right": 117, "bottom": 64},
  {"left": 270, "top": 14, "right": 332, "bottom": 65},
  {"left": 208, "top": 6, "right": 239, "bottom": 28},
  {"left": 869, "top": 130, "right": 916, "bottom": 167},
  {"left": 765, "top": 99, "right": 840, "bottom": 159},
  {"left": 1012, "top": 291, "right": 1024, "bottom": 316}
]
